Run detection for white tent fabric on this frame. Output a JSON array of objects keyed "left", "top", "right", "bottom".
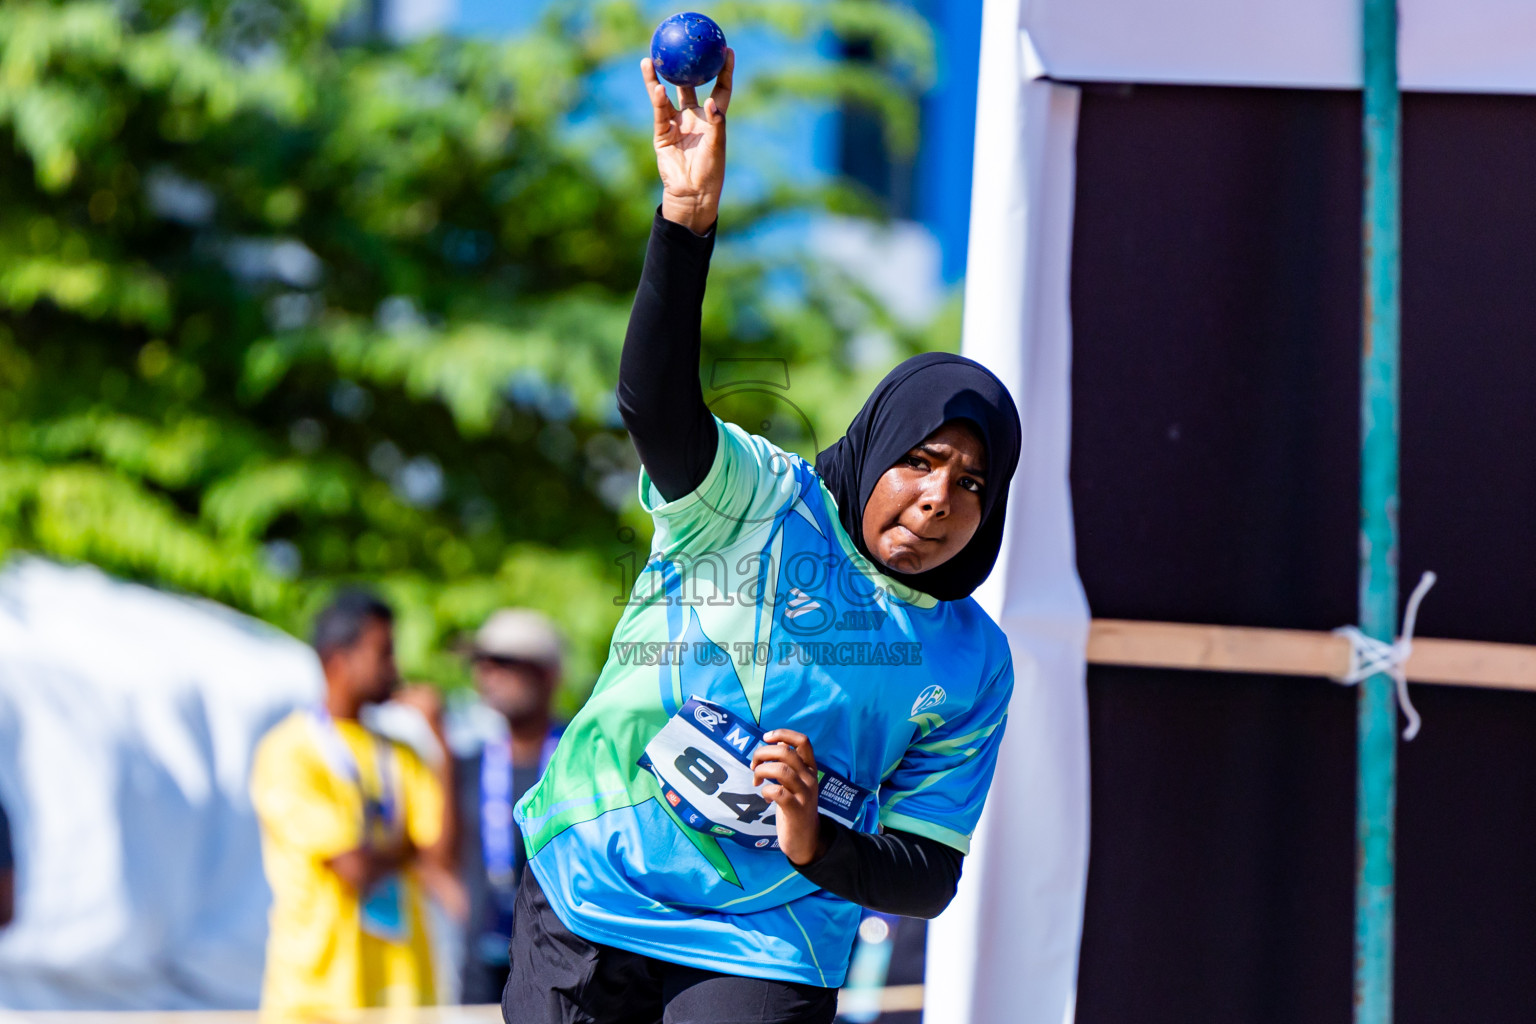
[
  {"left": 926, "top": 5, "right": 1090, "bottom": 1023},
  {"left": 936, "top": 2, "right": 1536, "bottom": 1022},
  {"left": 0, "top": 559, "right": 322, "bottom": 1009},
  {"left": 1020, "top": 0, "right": 1536, "bottom": 92}
]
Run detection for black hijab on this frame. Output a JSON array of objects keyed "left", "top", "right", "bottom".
[{"left": 814, "top": 352, "right": 1023, "bottom": 602}]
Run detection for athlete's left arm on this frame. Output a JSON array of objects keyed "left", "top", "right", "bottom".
[
  {"left": 771, "top": 647, "right": 1014, "bottom": 915},
  {"left": 754, "top": 730, "right": 964, "bottom": 918},
  {"left": 796, "top": 820, "right": 963, "bottom": 919}
]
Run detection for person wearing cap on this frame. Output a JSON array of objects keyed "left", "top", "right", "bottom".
[{"left": 455, "top": 609, "right": 565, "bottom": 1005}]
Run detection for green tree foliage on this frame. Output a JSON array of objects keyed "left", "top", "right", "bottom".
[{"left": 0, "top": 0, "right": 955, "bottom": 708}]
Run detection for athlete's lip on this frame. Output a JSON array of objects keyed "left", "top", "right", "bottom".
[{"left": 890, "top": 522, "right": 938, "bottom": 544}]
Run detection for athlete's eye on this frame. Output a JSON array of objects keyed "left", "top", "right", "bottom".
[
  {"left": 959, "top": 477, "right": 982, "bottom": 493},
  {"left": 903, "top": 455, "right": 926, "bottom": 470}
]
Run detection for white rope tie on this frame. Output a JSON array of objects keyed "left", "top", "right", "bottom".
[{"left": 1332, "top": 570, "right": 1437, "bottom": 741}]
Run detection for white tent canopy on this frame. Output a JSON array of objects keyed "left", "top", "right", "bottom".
[
  {"left": 1018, "top": 0, "right": 1536, "bottom": 92},
  {"left": 934, "top": 3, "right": 1536, "bottom": 1023},
  {"left": 0, "top": 559, "right": 322, "bottom": 1009}
]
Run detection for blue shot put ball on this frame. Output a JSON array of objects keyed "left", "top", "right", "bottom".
[{"left": 650, "top": 12, "right": 728, "bottom": 88}]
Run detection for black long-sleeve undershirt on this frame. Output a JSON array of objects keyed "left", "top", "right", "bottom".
[
  {"left": 615, "top": 209, "right": 964, "bottom": 920},
  {"left": 616, "top": 212, "right": 720, "bottom": 504},
  {"left": 794, "top": 817, "right": 963, "bottom": 920}
]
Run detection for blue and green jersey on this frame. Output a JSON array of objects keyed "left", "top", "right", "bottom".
[{"left": 515, "top": 416, "right": 1013, "bottom": 987}]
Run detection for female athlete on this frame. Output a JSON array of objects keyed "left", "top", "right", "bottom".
[{"left": 504, "top": 50, "right": 1022, "bottom": 1024}]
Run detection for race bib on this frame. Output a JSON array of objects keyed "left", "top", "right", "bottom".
[{"left": 638, "top": 696, "right": 873, "bottom": 851}]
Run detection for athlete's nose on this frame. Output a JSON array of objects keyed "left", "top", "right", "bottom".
[{"left": 919, "top": 471, "right": 952, "bottom": 519}]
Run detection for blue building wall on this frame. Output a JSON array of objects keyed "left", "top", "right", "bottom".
[
  {"left": 914, "top": 0, "right": 983, "bottom": 282},
  {"left": 454, "top": 0, "right": 542, "bottom": 35}
]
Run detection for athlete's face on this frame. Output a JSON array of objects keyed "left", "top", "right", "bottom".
[{"left": 860, "top": 421, "right": 987, "bottom": 575}]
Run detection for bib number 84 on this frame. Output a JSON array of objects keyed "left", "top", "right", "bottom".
[
  {"left": 675, "top": 747, "right": 774, "bottom": 825},
  {"left": 639, "top": 697, "right": 870, "bottom": 850}
]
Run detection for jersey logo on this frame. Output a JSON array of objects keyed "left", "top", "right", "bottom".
[
  {"left": 911, "top": 684, "right": 947, "bottom": 717},
  {"left": 693, "top": 705, "right": 727, "bottom": 732},
  {"left": 783, "top": 587, "right": 822, "bottom": 620}
]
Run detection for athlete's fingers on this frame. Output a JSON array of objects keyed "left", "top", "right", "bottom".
[
  {"left": 754, "top": 760, "right": 811, "bottom": 796},
  {"left": 751, "top": 740, "right": 800, "bottom": 767},
  {"left": 761, "top": 729, "right": 816, "bottom": 773},
  {"left": 710, "top": 49, "right": 734, "bottom": 117},
  {"left": 761, "top": 746, "right": 823, "bottom": 792},
  {"left": 678, "top": 84, "right": 700, "bottom": 110},
  {"left": 642, "top": 59, "right": 679, "bottom": 136},
  {"left": 763, "top": 729, "right": 808, "bottom": 746},
  {"left": 760, "top": 782, "right": 785, "bottom": 803},
  {"left": 753, "top": 759, "right": 800, "bottom": 787},
  {"left": 751, "top": 743, "right": 812, "bottom": 783}
]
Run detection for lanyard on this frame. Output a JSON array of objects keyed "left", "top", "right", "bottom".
[
  {"left": 479, "top": 731, "right": 557, "bottom": 889},
  {"left": 308, "top": 707, "right": 397, "bottom": 835}
]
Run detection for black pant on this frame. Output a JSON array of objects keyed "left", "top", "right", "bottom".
[
  {"left": 465, "top": 957, "right": 512, "bottom": 1007},
  {"left": 502, "top": 870, "right": 838, "bottom": 1024}
]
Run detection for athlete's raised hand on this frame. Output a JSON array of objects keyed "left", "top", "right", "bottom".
[
  {"left": 642, "top": 48, "right": 734, "bottom": 234},
  {"left": 753, "top": 728, "right": 825, "bottom": 866}
]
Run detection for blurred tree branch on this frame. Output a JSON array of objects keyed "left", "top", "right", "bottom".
[{"left": 0, "top": 0, "right": 951, "bottom": 710}]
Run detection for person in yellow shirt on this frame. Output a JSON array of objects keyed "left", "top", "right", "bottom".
[{"left": 252, "top": 590, "right": 458, "bottom": 1015}]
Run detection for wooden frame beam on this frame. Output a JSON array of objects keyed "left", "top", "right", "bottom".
[{"left": 1086, "top": 619, "right": 1536, "bottom": 692}]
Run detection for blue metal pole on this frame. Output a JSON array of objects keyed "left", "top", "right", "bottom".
[{"left": 1356, "top": 0, "right": 1401, "bottom": 1020}]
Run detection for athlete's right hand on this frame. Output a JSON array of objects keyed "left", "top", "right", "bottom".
[
  {"left": 643, "top": 48, "right": 734, "bottom": 234},
  {"left": 753, "top": 729, "right": 826, "bottom": 866}
]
